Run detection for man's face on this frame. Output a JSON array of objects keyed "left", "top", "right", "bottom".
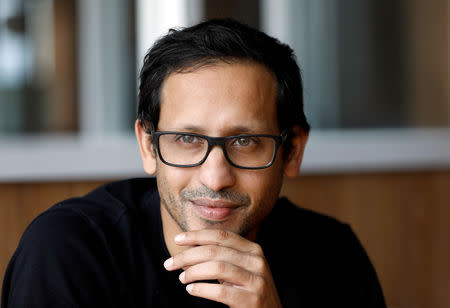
[{"left": 139, "top": 61, "right": 301, "bottom": 238}]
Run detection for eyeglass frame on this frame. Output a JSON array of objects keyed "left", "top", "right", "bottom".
[{"left": 149, "top": 130, "right": 287, "bottom": 170}]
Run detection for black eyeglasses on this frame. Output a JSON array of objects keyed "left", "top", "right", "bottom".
[{"left": 150, "top": 131, "right": 286, "bottom": 169}]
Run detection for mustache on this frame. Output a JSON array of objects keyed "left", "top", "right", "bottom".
[{"left": 181, "top": 186, "right": 251, "bottom": 206}]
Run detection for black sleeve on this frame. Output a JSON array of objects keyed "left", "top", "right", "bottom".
[
  {"left": 2, "top": 209, "right": 120, "bottom": 308},
  {"left": 340, "top": 224, "right": 387, "bottom": 308}
]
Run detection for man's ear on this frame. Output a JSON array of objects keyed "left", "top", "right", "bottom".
[
  {"left": 135, "top": 120, "right": 157, "bottom": 175},
  {"left": 283, "top": 125, "right": 308, "bottom": 178}
]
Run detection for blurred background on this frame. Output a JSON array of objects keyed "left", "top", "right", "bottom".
[{"left": 0, "top": 0, "right": 449, "bottom": 307}]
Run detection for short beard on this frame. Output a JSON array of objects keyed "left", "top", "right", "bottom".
[
  {"left": 160, "top": 185, "right": 190, "bottom": 232},
  {"left": 156, "top": 161, "right": 284, "bottom": 237}
]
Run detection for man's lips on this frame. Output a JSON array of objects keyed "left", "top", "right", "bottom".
[
  {"left": 190, "top": 199, "right": 242, "bottom": 221},
  {"left": 191, "top": 198, "right": 240, "bottom": 208}
]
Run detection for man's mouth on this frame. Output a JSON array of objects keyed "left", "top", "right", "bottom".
[{"left": 190, "top": 199, "right": 241, "bottom": 221}]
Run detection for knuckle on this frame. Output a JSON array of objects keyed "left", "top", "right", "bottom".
[
  {"left": 252, "top": 275, "right": 266, "bottom": 292},
  {"left": 205, "top": 245, "right": 217, "bottom": 258},
  {"left": 251, "top": 243, "right": 263, "bottom": 255},
  {"left": 217, "top": 285, "right": 229, "bottom": 298},
  {"left": 253, "top": 256, "right": 266, "bottom": 273},
  {"left": 217, "top": 229, "right": 229, "bottom": 241},
  {"left": 214, "top": 261, "right": 227, "bottom": 274}
]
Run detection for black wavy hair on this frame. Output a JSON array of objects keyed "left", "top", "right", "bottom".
[{"left": 137, "top": 18, "right": 309, "bottom": 155}]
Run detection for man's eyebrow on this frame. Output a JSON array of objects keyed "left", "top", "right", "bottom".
[
  {"left": 223, "top": 125, "right": 277, "bottom": 134},
  {"left": 163, "top": 125, "right": 273, "bottom": 135},
  {"left": 168, "top": 125, "right": 206, "bottom": 133},
  {"left": 226, "top": 126, "right": 258, "bottom": 134}
]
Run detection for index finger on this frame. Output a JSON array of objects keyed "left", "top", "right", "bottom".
[{"left": 175, "top": 229, "right": 262, "bottom": 255}]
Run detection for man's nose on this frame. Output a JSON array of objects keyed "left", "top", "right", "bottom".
[{"left": 198, "top": 146, "right": 236, "bottom": 191}]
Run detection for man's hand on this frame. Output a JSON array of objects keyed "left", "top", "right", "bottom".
[{"left": 163, "top": 229, "right": 282, "bottom": 308}]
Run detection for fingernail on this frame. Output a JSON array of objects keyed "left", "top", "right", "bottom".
[
  {"left": 163, "top": 257, "right": 173, "bottom": 269},
  {"left": 174, "top": 233, "right": 185, "bottom": 242},
  {"left": 179, "top": 271, "right": 185, "bottom": 283},
  {"left": 186, "top": 284, "right": 193, "bottom": 293}
]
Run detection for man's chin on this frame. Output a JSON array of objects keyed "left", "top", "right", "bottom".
[
  {"left": 188, "top": 220, "right": 253, "bottom": 238},
  {"left": 188, "top": 218, "right": 234, "bottom": 230}
]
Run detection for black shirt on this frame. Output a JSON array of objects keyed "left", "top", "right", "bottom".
[{"left": 2, "top": 178, "right": 386, "bottom": 307}]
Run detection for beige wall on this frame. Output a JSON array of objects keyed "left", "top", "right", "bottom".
[{"left": 1, "top": 171, "right": 449, "bottom": 307}]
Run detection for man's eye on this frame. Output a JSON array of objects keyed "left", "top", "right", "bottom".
[
  {"left": 176, "top": 135, "right": 199, "bottom": 144},
  {"left": 233, "top": 137, "right": 253, "bottom": 146}
]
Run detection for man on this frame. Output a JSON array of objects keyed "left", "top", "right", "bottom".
[{"left": 2, "top": 19, "right": 386, "bottom": 307}]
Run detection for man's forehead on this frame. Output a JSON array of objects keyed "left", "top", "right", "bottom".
[
  {"left": 159, "top": 62, "right": 277, "bottom": 103},
  {"left": 162, "top": 60, "right": 276, "bottom": 89},
  {"left": 157, "top": 61, "right": 279, "bottom": 134}
]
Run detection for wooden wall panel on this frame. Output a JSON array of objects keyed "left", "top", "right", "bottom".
[
  {"left": 1, "top": 171, "right": 449, "bottom": 308},
  {"left": 280, "top": 171, "right": 450, "bottom": 308}
]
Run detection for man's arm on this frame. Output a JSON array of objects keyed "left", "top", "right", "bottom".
[
  {"left": 340, "top": 224, "right": 386, "bottom": 308},
  {"left": 2, "top": 209, "right": 119, "bottom": 308}
]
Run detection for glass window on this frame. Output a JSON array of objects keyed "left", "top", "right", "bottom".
[
  {"left": 1, "top": 0, "right": 447, "bottom": 135},
  {"left": 260, "top": 0, "right": 449, "bottom": 129},
  {"left": 173, "top": 0, "right": 449, "bottom": 130},
  {"left": 0, "top": 0, "right": 136, "bottom": 135},
  {"left": 0, "top": 0, "right": 448, "bottom": 181},
  {"left": 0, "top": 0, "right": 78, "bottom": 133}
]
